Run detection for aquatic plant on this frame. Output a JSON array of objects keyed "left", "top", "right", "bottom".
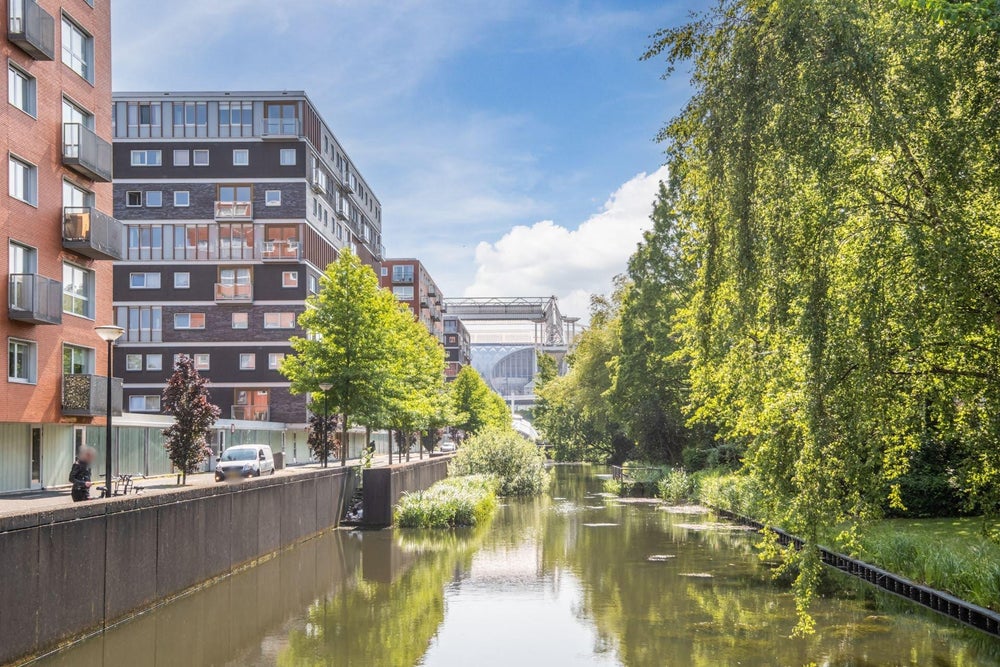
[
  {"left": 450, "top": 427, "right": 550, "bottom": 496},
  {"left": 395, "top": 475, "right": 498, "bottom": 528}
]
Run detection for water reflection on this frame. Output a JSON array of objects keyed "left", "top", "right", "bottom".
[{"left": 36, "top": 466, "right": 1000, "bottom": 666}]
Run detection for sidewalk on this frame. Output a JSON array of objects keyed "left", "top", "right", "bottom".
[{"left": 0, "top": 452, "right": 407, "bottom": 519}]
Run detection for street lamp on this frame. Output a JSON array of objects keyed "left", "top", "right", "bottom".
[
  {"left": 95, "top": 325, "right": 125, "bottom": 498},
  {"left": 318, "top": 382, "right": 333, "bottom": 468}
]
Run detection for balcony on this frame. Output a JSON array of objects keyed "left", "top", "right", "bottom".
[
  {"left": 63, "top": 124, "right": 113, "bottom": 183},
  {"left": 9, "top": 274, "right": 61, "bottom": 325},
  {"left": 8, "top": 0, "right": 55, "bottom": 60},
  {"left": 232, "top": 405, "right": 270, "bottom": 421},
  {"left": 214, "top": 201, "right": 253, "bottom": 221},
  {"left": 255, "top": 117, "right": 300, "bottom": 139},
  {"left": 335, "top": 201, "right": 349, "bottom": 220},
  {"left": 341, "top": 172, "right": 355, "bottom": 193},
  {"left": 215, "top": 283, "right": 253, "bottom": 303},
  {"left": 261, "top": 241, "right": 300, "bottom": 262},
  {"left": 62, "top": 375, "right": 123, "bottom": 417},
  {"left": 392, "top": 274, "right": 414, "bottom": 285},
  {"left": 310, "top": 169, "right": 328, "bottom": 195},
  {"left": 63, "top": 207, "right": 124, "bottom": 261}
]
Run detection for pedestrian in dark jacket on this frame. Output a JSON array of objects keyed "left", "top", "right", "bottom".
[{"left": 69, "top": 446, "right": 95, "bottom": 502}]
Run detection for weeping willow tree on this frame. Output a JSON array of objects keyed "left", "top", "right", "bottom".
[{"left": 642, "top": 0, "right": 1000, "bottom": 632}]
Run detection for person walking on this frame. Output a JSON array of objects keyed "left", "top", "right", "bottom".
[{"left": 69, "top": 446, "right": 95, "bottom": 502}]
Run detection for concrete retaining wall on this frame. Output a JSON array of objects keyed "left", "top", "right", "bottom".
[
  {"left": 0, "top": 467, "right": 352, "bottom": 666},
  {"left": 361, "top": 456, "right": 451, "bottom": 527}
]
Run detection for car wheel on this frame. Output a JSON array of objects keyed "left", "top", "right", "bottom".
[{"left": 254, "top": 469, "right": 261, "bottom": 477}]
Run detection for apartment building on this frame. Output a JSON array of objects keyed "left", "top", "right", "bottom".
[
  {"left": 379, "top": 258, "right": 445, "bottom": 340},
  {"left": 0, "top": 0, "right": 121, "bottom": 492},
  {"left": 442, "top": 315, "right": 471, "bottom": 380},
  {"left": 111, "top": 91, "right": 384, "bottom": 445}
]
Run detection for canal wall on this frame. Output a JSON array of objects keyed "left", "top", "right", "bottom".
[
  {"left": 0, "top": 466, "right": 356, "bottom": 666},
  {"left": 361, "top": 456, "right": 451, "bottom": 527}
]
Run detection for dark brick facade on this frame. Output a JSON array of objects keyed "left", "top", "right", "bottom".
[{"left": 112, "top": 182, "right": 308, "bottom": 221}]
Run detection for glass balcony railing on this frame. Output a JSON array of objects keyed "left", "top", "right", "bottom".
[
  {"left": 261, "top": 241, "right": 301, "bottom": 261},
  {"left": 215, "top": 283, "right": 253, "bottom": 302},
  {"left": 255, "top": 117, "right": 301, "bottom": 138},
  {"left": 8, "top": 273, "right": 61, "bottom": 325},
  {"left": 232, "top": 405, "right": 270, "bottom": 421},
  {"left": 62, "top": 375, "right": 123, "bottom": 417},
  {"left": 63, "top": 207, "right": 124, "bottom": 261},
  {"left": 63, "top": 124, "right": 113, "bottom": 182},
  {"left": 8, "top": 0, "right": 55, "bottom": 60},
  {"left": 214, "top": 201, "right": 253, "bottom": 221}
]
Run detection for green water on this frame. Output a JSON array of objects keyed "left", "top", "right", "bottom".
[{"left": 36, "top": 466, "right": 1000, "bottom": 666}]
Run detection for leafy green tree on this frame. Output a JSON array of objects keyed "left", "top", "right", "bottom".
[
  {"left": 282, "top": 251, "right": 404, "bottom": 467},
  {"left": 449, "top": 366, "right": 510, "bottom": 436},
  {"left": 162, "top": 355, "right": 220, "bottom": 485}
]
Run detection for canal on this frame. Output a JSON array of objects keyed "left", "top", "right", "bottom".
[{"left": 35, "top": 466, "right": 1000, "bottom": 666}]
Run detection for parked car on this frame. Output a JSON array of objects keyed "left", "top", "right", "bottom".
[
  {"left": 215, "top": 445, "right": 275, "bottom": 481},
  {"left": 439, "top": 437, "right": 457, "bottom": 453}
]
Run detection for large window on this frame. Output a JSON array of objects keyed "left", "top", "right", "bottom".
[
  {"left": 129, "top": 272, "right": 161, "bottom": 289},
  {"left": 62, "top": 98, "right": 94, "bottom": 129},
  {"left": 393, "top": 286, "right": 414, "bottom": 300},
  {"left": 129, "top": 395, "right": 160, "bottom": 412},
  {"left": 174, "top": 313, "right": 206, "bottom": 330},
  {"left": 9, "top": 156, "right": 37, "bottom": 205},
  {"left": 218, "top": 224, "right": 254, "bottom": 260},
  {"left": 61, "top": 16, "right": 94, "bottom": 82},
  {"left": 130, "top": 150, "right": 162, "bottom": 166},
  {"left": 8, "top": 339, "right": 36, "bottom": 383},
  {"left": 264, "top": 312, "right": 295, "bottom": 329},
  {"left": 268, "top": 353, "right": 285, "bottom": 370},
  {"left": 392, "top": 264, "right": 414, "bottom": 283},
  {"left": 239, "top": 353, "right": 256, "bottom": 370},
  {"left": 63, "top": 180, "right": 93, "bottom": 209},
  {"left": 62, "top": 263, "right": 94, "bottom": 319},
  {"left": 9, "top": 242, "right": 35, "bottom": 275},
  {"left": 63, "top": 344, "right": 94, "bottom": 375},
  {"left": 279, "top": 148, "right": 296, "bottom": 166},
  {"left": 218, "top": 101, "right": 253, "bottom": 137},
  {"left": 116, "top": 306, "right": 162, "bottom": 342},
  {"left": 8, "top": 65, "right": 35, "bottom": 116},
  {"left": 218, "top": 185, "right": 252, "bottom": 203}
]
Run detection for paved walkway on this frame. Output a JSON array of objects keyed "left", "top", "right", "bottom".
[{"left": 0, "top": 452, "right": 442, "bottom": 520}]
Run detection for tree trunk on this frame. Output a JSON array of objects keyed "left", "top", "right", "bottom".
[
  {"left": 419, "top": 431, "right": 424, "bottom": 460},
  {"left": 341, "top": 415, "right": 349, "bottom": 467}
]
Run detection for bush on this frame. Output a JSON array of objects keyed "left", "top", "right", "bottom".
[
  {"left": 451, "top": 428, "right": 550, "bottom": 496},
  {"left": 657, "top": 468, "right": 695, "bottom": 504},
  {"left": 395, "top": 475, "right": 498, "bottom": 528},
  {"left": 694, "top": 470, "right": 764, "bottom": 517}
]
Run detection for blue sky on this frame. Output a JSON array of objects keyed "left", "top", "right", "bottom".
[{"left": 113, "top": 0, "right": 705, "bottom": 317}]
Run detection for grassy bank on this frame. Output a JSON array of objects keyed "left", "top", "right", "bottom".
[{"left": 395, "top": 475, "right": 497, "bottom": 529}]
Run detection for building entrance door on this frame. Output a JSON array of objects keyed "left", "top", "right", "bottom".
[{"left": 30, "top": 427, "right": 42, "bottom": 489}]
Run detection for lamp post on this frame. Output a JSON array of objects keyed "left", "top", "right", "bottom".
[
  {"left": 318, "top": 382, "right": 333, "bottom": 468},
  {"left": 95, "top": 325, "right": 125, "bottom": 498}
]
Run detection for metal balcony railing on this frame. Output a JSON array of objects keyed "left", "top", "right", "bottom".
[
  {"left": 261, "top": 241, "right": 300, "bottom": 261},
  {"left": 9, "top": 273, "right": 61, "bottom": 325},
  {"left": 255, "top": 117, "right": 301, "bottom": 138},
  {"left": 63, "top": 124, "right": 113, "bottom": 182},
  {"left": 214, "top": 201, "right": 253, "bottom": 221},
  {"left": 63, "top": 207, "right": 124, "bottom": 261},
  {"left": 62, "top": 375, "right": 123, "bottom": 417},
  {"left": 8, "top": 0, "right": 55, "bottom": 60},
  {"left": 215, "top": 283, "right": 253, "bottom": 302},
  {"left": 232, "top": 405, "right": 270, "bottom": 421}
]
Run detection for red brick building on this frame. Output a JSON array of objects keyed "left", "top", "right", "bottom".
[
  {"left": 379, "top": 258, "right": 445, "bottom": 341},
  {"left": 0, "top": 0, "right": 118, "bottom": 491}
]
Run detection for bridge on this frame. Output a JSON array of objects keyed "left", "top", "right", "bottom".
[{"left": 444, "top": 296, "right": 581, "bottom": 410}]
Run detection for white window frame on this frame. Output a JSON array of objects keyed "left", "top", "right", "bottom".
[
  {"left": 8, "top": 338, "right": 36, "bottom": 384},
  {"left": 125, "top": 354, "right": 142, "bottom": 372},
  {"left": 172, "top": 149, "right": 190, "bottom": 166},
  {"left": 130, "top": 150, "right": 162, "bottom": 167},
  {"left": 282, "top": 271, "right": 298, "bottom": 288},
  {"left": 267, "top": 353, "right": 285, "bottom": 370},
  {"left": 192, "top": 149, "right": 209, "bottom": 166},
  {"left": 173, "top": 191, "right": 190, "bottom": 207},
  {"left": 145, "top": 354, "right": 163, "bottom": 371},
  {"left": 193, "top": 353, "right": 210, "bottom": 371},
  {"left": 264, "top": 190, "right": 281, "bottom": 206},
  {"left": 129, "top": 272, "right": 161, "bottom": 289},
  {"left": 239, "top": 353, "right": 256, "bottom": 370},
  {"left": 279, "top": 148, "right": 296, "bottom": 166},
  {"left": 232, "top": 312, "right": 249, "bottom": 330},
  {"left": 8, "top": 155, "right": 37, "bottom": 206},
  {"left": 62, "top": 262, "right": 95, "bottom": 319},
  {"left": 173, "top": 272, "right": 191, "bottom": 289},
  {"left": 8, "top": 63, "right": 36, "bottom": 117},
  {"left": 125, "top": 191, "right": 142, "bottom": 207},
  {"left": 263, "top": 312, "right": 295, "bottom": 329},
  {"left": 129, "top": 395, "right": 161, "bottom": 412},
  {"left": 233, "top": 149, "right": 249, "bottom": 166},
  {"left": 61, "top": 14, "right": 94, "bottom": 83},
  {"left": 173, "top": 313, "right": 206, "bottom": 330},
  {"left": 145, "top": 191, "right": 163, "bottom": 208}
]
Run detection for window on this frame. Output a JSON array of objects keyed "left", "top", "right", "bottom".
[
  {"left": 239, "top": 353, "right": 256, "bottom": 370},
  {"left": 129, "top": 395, "right": 160, "bottom": 412},
  {"left": 172, "top": 150, "right": 190, "bottom": 166},
  {"left": 308, "top": 275, "right": 318, "bottom": 294},
  {"left": 233, "top": 149, "right": 249, "bottom": 166},
  {"left": 9, "top": 242, "right": 35, "bottom": 276},
  {"left": 9, "top": 156, "right": 37, "bottom": 205},
  {"left": 232, "top": 312, "right": 249, "bottom": 329},
  {"left": 63, "top": 345, "right": 93, "bottom": 375},
  {"left": 174, "top": 313, "right": 206, "bottom": 330},
  {"left": 264, "top": 312, "right": 295, "bottom": 329},
  {"left": 146, "top": 355, "right": 163, "bottom": 371},
  {"left": 126, "top": 191, "right": 142, "bottom": 207},
  {"left": 62, "top": 98, "right": 93, "bottom": 129},
  {"left": 63, "top": 180, "right": 92, "bottom": 209},
  {"left": 193, "top": 353, "right": 210, "bottom": 371},
  {"left": 62, "top": 263, "right": 94, "bottom": 318},
  {"left": 146, "top": 191, "right": 163, "bottom": 208},
  {"left": 393, "top": 286, "right": 414, "bottom": 300},
  {"left": 174, "top": 272, "right": 190, "bottom": 289},
  {"left": 192, "top": 149, "right": 209, "bottom": 166},
  {"left": 61, "top": 16, "right": 94, "bottom": 82},
  {"left": 8, "top": 65, "right": 35, "bottom": 116},
  {"left": 218, "top": 184, "right": 251, "bottom": 203},
  {"left": 117, "top": 306, "right": 162, "bottom": 342},
  {"left": 268, "top": 353, "right": 285, "bottom": 370},
  {"left": 129, "top": 272, "right": 161, "bottom": 289},
  {"left": 8, "top": 339, "right": 35, "bottom": 383},
  {"left": 392, "top": 264, "right": 414, "bottom": 283},
  {"left": 282, "top": 271, "right": 298, "bottom": 288},
  {"left": 265, "top": 190, "right": 281, "bottom": 206},
  {"left": 126, "top": 354, "right": 142, "bottom": 372},
  {"left": 173, "top": 191, "right": 190, "bottom": 207},
  {"left": 279, "top": 148, "right": 296, "bottom": 166},
  {"left": 380, "top": 267, "right": 388, "bottom": 277},
  {"left": 131, "top": 150, "right": 162, "bottom": 166}
]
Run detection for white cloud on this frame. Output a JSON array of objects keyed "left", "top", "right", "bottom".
[{"left": 465, "top": 166, "right": 668, "bottom": 319}]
